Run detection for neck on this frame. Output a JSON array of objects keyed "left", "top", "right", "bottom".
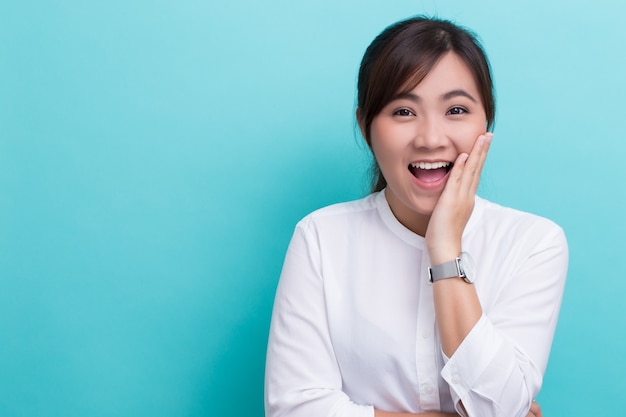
[{"left": 383, "top": 189, "right": 430, "bottom": 237}]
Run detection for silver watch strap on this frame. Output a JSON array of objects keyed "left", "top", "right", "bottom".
[{"left": 428, "top": 258, "right": 461, "bottom": 282}]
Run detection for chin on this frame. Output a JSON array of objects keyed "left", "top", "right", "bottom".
[
  {"left": 408, "top": 193, "right": 440, "bottom": 215},
  {"left": 411, "top": 203, "right": 436, "bottom": 217},
  {"left": 397, "top": 196, "right": 437, "bottom": 221},
  {"left": 384, "top": 187, "right": 439, "bottom": 223}
]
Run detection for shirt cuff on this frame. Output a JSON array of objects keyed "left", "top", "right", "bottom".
[{"left": 440, "top": 314, "right": 505, "bottom": 415}]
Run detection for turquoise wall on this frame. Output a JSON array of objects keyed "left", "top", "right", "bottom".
[{"left": 2, "top": 0, "right": 624, "bottom": 416}]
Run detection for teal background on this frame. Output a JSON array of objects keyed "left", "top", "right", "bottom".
[{"left": 1, "top": 0, "right": 624, "bottom": 416}]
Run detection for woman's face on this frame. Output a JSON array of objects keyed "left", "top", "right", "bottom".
[{"left": 368, "top": 52, "right": 488, "bottom": 235}]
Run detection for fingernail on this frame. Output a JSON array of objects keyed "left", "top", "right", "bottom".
[{"left": 485, "top": 133, "right": 494, "bottom": 143}]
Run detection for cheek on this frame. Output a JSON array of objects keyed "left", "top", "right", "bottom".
[
  {"left": 369, "top": 130, "right": 410, "bottom": 176},
  {"left": 370, "top": 118, "right": 412, "bottom": 153},
  {"left": 369, "top": 136, "right": 391, "bottom": 169},
  {"left": 451, "top": 121, "right": 487, "bottom": 152},
  {"left": 369, "top": 121, "right": 395, "bottom": 161}
]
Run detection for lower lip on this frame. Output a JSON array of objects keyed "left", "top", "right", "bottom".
[{"left": 409, "top": 170, "right": 450, "bottom": 191}]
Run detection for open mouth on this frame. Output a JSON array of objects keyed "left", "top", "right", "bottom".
[{"left": 408, "top": 161, "right": 452, "bottom": 183}]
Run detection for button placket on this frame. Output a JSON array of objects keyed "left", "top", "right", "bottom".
[{"left": 414, "top": 251, "right": 440, "bottom": 410}]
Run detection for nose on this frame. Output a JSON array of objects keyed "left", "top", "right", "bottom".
[{"left": 413, "top": 115, "right": 446, "bottom": 149}]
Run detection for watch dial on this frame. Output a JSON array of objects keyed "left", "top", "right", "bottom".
[{"left": 460, "top": 251, "right": 475, "bottom": 283}]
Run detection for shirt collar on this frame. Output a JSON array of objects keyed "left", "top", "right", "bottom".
[{"left": 374, "top": 189, "right": 485, "bottom": 249}]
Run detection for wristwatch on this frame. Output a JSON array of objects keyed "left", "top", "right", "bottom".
[{"left": 428, "top": 251, "right": 475, "bottom": 284}]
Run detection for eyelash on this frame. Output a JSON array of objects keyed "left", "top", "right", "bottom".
[
  {"left": 393, "top": 108, "right": 414, "bottom": 117},
  {"left": 446, "top": 106, "right": 468, "bottom": 115},
  {"left": 392, "top": 106, "right": 469, "bottom": 117}
]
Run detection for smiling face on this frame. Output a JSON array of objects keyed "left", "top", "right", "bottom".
[{"left": 367, "top": 52, "right": 488, "bottom": 235}]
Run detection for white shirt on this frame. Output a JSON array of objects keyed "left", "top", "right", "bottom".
[{"left": 265, "top": 191, "right": 568, "bottom": 417}]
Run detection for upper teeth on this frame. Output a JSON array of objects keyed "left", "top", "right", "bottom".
[{"left": 411, "top": 161, "right": 451, "bottom": 170}]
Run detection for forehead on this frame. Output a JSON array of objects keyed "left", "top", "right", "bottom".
[{"left": 401, "top": 52, "right": 481, "bottom": 99}]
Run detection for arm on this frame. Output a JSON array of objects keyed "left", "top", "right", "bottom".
[
  {"left": 265, "top": 221, "right": 373, "bottom": 417},
  {"left": 425, "top": 134, "right": 491, "bottom": 357},
  {"left": 375, "top": 412, "right": 457, "bottom": 417},
  {"left": 425, "top": 134, "right": 567, "bottom": 417},
  {"left": 374, "top": 402, "right": 542, "bottom": 417}
]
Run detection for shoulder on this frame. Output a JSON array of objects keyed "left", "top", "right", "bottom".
[
  {"left": 295, "top": 193, "right": 380, "bottom": 232},
  {"left": 282, "top": 193, "right": 383, "bottom": 263},
  {"left": 473, "top": 197, "right": 567, "bottom": 249},
  {"left": 477, "top": 197, "right": 564, "bottom": 232},
  {"left": 470, "top": 198, "right": 568, "bottom": 291}
]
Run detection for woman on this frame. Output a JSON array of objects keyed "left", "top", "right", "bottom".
[{"left": 265, "top": 16, "right": 567, "bottom": 417}]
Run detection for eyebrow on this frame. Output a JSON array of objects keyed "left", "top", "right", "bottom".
[
  {"left": 441, "top": 89, "right": 478, "bottom": 103},
  {"left": 391, "top": 89, "right": 478, "bottom": 104}
]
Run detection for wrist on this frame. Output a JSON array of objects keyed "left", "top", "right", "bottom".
[
  {"left": 429, "top": 251, "right": 475, "bottom": 284},
  {"left": 427, "top": 245, "right": 461, "bottom": 265}
]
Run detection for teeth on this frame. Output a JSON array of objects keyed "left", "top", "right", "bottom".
[{"left": 410, "top": 161, "right": 451, "bottom": 170}]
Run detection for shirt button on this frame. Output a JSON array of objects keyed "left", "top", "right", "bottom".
[
  {"left": 422, "top": 331, "right": 431, "bottom": 339},
  {"left": 451, "top": 375, "right": 461, "bottom": 384},
  {"left": 424, "top": 385, "right": 434, "bottom": 394}
]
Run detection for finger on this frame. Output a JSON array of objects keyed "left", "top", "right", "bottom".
[
  {"left": 461, "top": 132, "right": 492, "bottom": 194},
  {"left": 440, "top": 132, "right": 492, "bottom": 199},
  {"left": 464, "top": 133, "right": 491, "bottom": 184},
  {"left": 530, "top": 401, "right": 542, "bottom": 417},
  {"left": 442, "top": 152, "right": 469, "bottom": 194}
]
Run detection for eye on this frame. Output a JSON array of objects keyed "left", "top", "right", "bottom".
[
  {"left": 446, "top": 106, "right": 468, "bottom": 115},
  {"left": 393, "top": 108, "right": 415, "bottom": 117}
]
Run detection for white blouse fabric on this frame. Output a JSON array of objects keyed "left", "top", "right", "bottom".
[{"left": 265, "top": 191, "right": 568, "bottom": 417}]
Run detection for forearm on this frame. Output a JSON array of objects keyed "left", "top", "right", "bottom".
[
  {"left": 438, "top": 316, "right": 540, "bottom": 417},
  {"left": 425, "top": 136, "right": 489, "bottom": 357},
  {"left": 375, "top": 410, "right": 457, "bottom": 417},
  {"left": 429, "top": 249, "right": 535, "bottom": 417},
  {"left": 432, "top": 275, "right": 482, "bottom": 357},
  {"left": 428, "top": 240, "right": 482, "bottom": 357}
]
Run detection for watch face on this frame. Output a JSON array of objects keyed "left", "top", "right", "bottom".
[{"left": 460, "top": 252, "right": 475, "bottom": 283}]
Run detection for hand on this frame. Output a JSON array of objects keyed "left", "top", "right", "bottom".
[
  {"left": 374, "top": 411, "right": 458, "bottom": 417},
  {"left": 526, "top": 401, "right": 542, "bottom": 417},
  {"left": 425, "top": 133, "right": 492, "bottom": 264}
]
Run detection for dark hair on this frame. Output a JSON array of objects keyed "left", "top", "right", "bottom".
[{"left": 356, "top": 16, "right": 495, "bottom": 192}]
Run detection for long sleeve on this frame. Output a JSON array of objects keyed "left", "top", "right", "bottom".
[
  {"left": 441, "top": 218, "right": 568, "bottom": 417},
  {"left": 264, "top": 219, "right": 375, "bottom": 417},
  {"left": 264, "top": 193, "right": 568, "bottom": 416}
]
